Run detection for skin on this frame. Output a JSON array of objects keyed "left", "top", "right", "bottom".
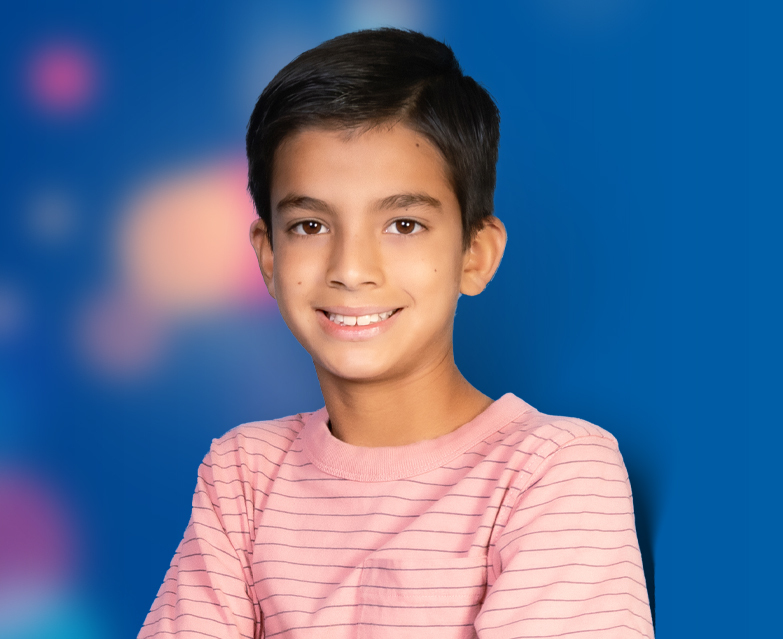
[{"left": 250, "top": 123, "right": 507, "bottom": 447}]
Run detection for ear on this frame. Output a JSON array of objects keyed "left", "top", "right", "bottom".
[
  {"left": 460, "top": 216, "right": 507, "bottom": 296},
  {"left": 249, "top": 218, "right": 276, "bottom": 299}
]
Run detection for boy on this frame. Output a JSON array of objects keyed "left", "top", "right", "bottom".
[{"left": 140, "top": 28, "right": 653, "bottom": 638}]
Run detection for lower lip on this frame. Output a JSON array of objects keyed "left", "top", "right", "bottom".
[{"left": 316, "top": 310, "right": 401, "bottom": 341}]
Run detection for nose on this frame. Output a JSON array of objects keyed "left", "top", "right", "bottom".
[{"left": 326, "top": 227, "right": 384, "bottom": 290}]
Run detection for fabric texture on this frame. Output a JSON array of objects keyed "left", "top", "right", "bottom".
[{"left": 139, "top": 393, "right": 654, "bottom": 638}]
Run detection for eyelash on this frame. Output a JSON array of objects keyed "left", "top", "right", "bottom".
[{"left": 288, "top": 219, "right": 426, "bottom": 236}]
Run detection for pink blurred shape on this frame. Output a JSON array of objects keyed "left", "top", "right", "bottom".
[
  {"left": 119, "top": 158, "right": 272, "bottom": 315},
  {"left": 27, "top": 41, "right": 97, "bottom": 114},
  {"left": 75, "top": 158, "right": 274, "bottom": 377}
]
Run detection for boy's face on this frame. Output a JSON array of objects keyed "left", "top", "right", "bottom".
[{"left": 251, "top": 124, "right": 491, "bottom": 384}]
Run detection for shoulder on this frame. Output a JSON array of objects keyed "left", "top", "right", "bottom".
[
  {"left": 205, "top": 411, "right": 312, "bottom": 470},
  {"left": 502, "top": 398, "right": 617, "bottom": 450},
  {"left": 517, "top": 408, "right": 616, "bottom": 447},
  {"left": 495, "top": 399, "right": 624, "bottom": 487}
]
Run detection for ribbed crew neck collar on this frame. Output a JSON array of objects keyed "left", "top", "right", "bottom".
[{"left": 301, "top": 393, "right": 531, "bottom": 481}]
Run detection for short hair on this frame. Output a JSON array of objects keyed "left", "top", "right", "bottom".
[{"left": 246, "top": 28, "right": 500, "bottom": 249}]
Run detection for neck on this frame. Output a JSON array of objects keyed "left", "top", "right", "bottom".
[{"left": 315, "top": 350, "right": 492, "bottom": 447}]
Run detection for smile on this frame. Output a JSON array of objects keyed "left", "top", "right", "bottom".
[{"left": 324, "top": 309, "right": 398, "bottom": 327}]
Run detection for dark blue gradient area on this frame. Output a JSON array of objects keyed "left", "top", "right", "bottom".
[{"left": 0, "top": 1, "right": 758, "bottom": 637}]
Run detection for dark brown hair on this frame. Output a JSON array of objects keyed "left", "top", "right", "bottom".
[{"left": 246, "top": 28, "right": 500, "bottom": 248}]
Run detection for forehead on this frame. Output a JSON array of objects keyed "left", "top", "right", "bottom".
[{"left": 270, "top": 124, "right": 457, "bottom": 211}]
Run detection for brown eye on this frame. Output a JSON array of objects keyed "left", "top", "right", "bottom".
[
  {"left": 387, "top": 219, "right": 422, "bottom": 235},
  {"left": 292, "top": 221, "right": 327, "bottom": 235}
]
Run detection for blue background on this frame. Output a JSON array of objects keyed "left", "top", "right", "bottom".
[{"left": 0, "top": 1, "right": 761, "bottom": 637}]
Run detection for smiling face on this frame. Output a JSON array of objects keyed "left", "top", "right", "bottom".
[{"left": 251, "top": 124, "right": 493, "bottom": 385}]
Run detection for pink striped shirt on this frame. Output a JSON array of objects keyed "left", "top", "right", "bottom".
[{"left": 140, "top": 393, "right": 654, "bottom": 638}]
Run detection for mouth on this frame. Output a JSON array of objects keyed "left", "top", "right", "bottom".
[{"left": 319, "top": 308, "right": 401, "bottom": 327}]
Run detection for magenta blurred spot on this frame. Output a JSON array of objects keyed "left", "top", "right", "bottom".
[
  {"left": 0, "top": 471, "right": 75, "bottom": 586},
  {"left": 27, "top": 42, "right": 97, "bottom": 113}
]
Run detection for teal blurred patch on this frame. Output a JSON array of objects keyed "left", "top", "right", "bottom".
[{"left": 0, "top": 595, "right": 109, "bottom": 639}]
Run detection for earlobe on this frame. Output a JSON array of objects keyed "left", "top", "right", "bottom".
[
  {"left": 460, "top": 216, "right": 507, "bottom": 296},
  {"left": 249, "top": 218, "right": 276, "bottom": 299}
]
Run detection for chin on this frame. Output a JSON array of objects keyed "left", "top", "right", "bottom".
[{"left": 317, "top": 353, "right": 398, "bottom": 383}]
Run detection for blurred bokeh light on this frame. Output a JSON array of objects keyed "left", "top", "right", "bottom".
[
  {"left": 26, "top": 41, "right": 98, "bottom": 116},
  {"left": 0, "top": 470, "right": 107, "bottom": 639},
  {"left": 0, "top": 283, "right": 26, "bottom": 345},
  {"left": 75, "top": 159, "right": 271, "bottom": 378},
  {"left": 0, "top": 471, "right": 74, "bottom": 586},
  {"left": 119, "top": 160, "right": 262, "bottom": 316}
]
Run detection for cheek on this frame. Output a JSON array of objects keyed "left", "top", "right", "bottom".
[
  {"left": 273, "top": 247, "right": 316, "bottom": 305},
  {"left": 394, "top": 249, "right": 462, "bottom": 307}
]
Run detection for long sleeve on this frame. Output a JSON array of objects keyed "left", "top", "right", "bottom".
[
  {"left": 139, "top": 441, "right": 261, "bottom": 639},
  {"left": 475, "top": 435, "right": 654, "bottom": 638}
]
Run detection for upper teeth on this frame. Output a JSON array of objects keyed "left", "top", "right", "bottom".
[{"left": 327, "top": 310, "right": 394, "bottom": 326}]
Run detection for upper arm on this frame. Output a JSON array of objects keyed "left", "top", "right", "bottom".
[
  {"left": 139, "top": 442, "right": 261, "bottom": 639},
  {"left": 475, "top": 436, "right": 654, "bottom": 638}
]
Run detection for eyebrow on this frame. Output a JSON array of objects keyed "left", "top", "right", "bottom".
[
  {"left": 376, "top": 192, "right": 442, "bottom": 211},
  {"left": 275, "top": 195, "right": 336, "bottom": 215},
  {"left": 275, "top": 192, "right": 442, "bottom": 216}
]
